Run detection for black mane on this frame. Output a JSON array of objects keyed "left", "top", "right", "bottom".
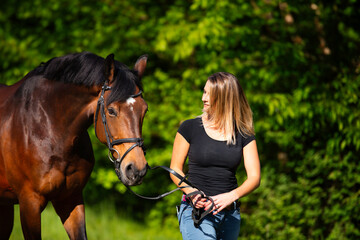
[{"left": 31, "top": 52, "right": 142, "bottom": 104}]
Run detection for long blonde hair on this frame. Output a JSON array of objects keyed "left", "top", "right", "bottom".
[{"left": 203, "top": 72, "right": 254, "bottom": 145}]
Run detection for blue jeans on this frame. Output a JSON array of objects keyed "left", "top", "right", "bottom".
[{"left": 177, "top": 201, "right": 241, "bottom": 240}]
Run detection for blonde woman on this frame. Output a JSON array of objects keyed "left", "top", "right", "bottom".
[{"left": 170, "top": 72, "right": 261, "bottom": 240}]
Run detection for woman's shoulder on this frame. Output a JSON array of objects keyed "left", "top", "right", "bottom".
[
  {"left": 177, "top": 117, "right": 202, "bottom": 143},
  {"left": 183, "top": 116, "right": 201, "bottom": 124},
  {"left": 178, "top": 117, "right": 201, "bottom": 133},
  {"left": 237, "top": 131, "right": 256, "bottom": 147},
  {"left": 180, "top": 117, "right": 201, "bottom": 126}
]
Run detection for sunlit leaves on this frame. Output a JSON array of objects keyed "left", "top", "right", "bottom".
[{"left": 1, "top": 0, "right": 359, "bottom": 238}]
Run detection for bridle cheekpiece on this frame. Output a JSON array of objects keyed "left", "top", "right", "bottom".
[{"left": 94, "top": 81, "right": 145, "bottom": 168}]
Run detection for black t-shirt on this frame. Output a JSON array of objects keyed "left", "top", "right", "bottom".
[{"left": 177, "top": 117, "right": 255, "bottom": 196}]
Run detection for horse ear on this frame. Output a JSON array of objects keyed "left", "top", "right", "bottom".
[
  {"left": 104, "top": 54, "right": 115, "bottom": 83},
  {"left": 134, "top": 55, "right": 148, "bottom": 79}
]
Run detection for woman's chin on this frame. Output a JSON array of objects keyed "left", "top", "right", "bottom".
[{"left": 203, "top": 107, "right": 210, "bottom": 112}]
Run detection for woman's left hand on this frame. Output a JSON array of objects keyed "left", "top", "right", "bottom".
[{"left": 204, "top": 191, "right": 238, "bottom": 215}]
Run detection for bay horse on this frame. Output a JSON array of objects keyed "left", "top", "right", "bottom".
[{"left": 0, "top": 52, "right": 149, "bottom": 239}]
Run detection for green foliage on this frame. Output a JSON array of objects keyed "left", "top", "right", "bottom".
[{"left": 1, "top": 0, "right": 359, "bottom": 239}]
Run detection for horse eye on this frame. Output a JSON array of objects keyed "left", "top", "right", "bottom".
[{"left": 108, "top": 108, "right": 117, "bottom": 117}]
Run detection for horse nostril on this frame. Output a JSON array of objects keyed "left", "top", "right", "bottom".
[
  {"left": 126, "top": 163, "right": 142, "bottom": 182},
  {"left": 126, "top": 163, "right": 133, "bottom": 172},
  {"left": 126, "top": 163, "right": 135, "bottom": 179},
  {"left": 125, "top": 163, "right": 147, "bottom": 184}
]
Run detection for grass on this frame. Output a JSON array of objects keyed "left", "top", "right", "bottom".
[{"left": 10, "top": 203, "right": 182, "bottom": 240}]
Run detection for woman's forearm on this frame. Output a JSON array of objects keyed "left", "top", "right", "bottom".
[{"left": 231, "top": 175, "right": 261, "bottom": 200}]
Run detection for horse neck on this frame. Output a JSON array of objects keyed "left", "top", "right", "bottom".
[
  {"left": 51, "top": 83, "right": 99, "bottom": 133},
  {"left": 19, "top": 78, "right": 99, "bottom": 136}
]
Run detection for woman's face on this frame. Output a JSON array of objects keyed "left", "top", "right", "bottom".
[{"left": 202, "top": 80, "right": 211, "bottom": 112}]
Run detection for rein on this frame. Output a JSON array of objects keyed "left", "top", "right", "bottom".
[
  {"left": 125, "top": 165, "right": 192, "bottom": 200},
  {"left": 126, "top": 164, "right": 215, "bottom": 228},
  {"left": 94, "top": 81, "right": 214, "bottom": 227}
]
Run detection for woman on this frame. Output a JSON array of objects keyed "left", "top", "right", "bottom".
[{"left": 170, "top": 72, "right": 261, "bottom": 240}]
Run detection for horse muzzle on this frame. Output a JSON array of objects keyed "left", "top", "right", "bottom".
[{"left": 114, "top": 159, "right": 148, "bottom": 186}]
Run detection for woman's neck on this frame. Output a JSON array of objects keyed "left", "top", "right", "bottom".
[{"left": 201, "top": 115, "right": 226, "bottom": 141}]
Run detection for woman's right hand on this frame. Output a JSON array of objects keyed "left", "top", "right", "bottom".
[{"left": 187, "top": 191, "right": 207, "bottom": 209}]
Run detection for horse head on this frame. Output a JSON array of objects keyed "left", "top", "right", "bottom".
[{"left": 94, "top": 54, "right": 148, "bottom": 186}]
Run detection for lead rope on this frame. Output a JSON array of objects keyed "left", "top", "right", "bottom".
[
  {"left": 124, "top": 165, "right": 215, "bottom": 228},
  {"left": 124, "top": 165, "right": 192, "bottom": 200}
]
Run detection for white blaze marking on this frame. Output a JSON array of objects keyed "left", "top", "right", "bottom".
[{"left": 126, "top": 97, "right": 136, "bottom": 111}]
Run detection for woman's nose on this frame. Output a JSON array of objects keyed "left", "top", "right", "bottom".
[{"left": 202, "top": 93, "right": 207, "bottom": 102}]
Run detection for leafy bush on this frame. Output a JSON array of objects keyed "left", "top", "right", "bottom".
[{"left": 1, "top": 0, "right": 359, "bottom": 239}]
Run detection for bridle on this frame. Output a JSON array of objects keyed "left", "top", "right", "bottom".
[
  {"left": 93, "top": 81, "right": 187, "bottom": 200},
  {"left": 94, "top": 81, "right": 214, "bottom": 227},
  {"left": 94, "top": 81, "right": 145, "bottom": 166}
]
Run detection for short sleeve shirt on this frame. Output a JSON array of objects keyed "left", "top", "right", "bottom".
[{"left": 177, "top": 117, "right": 255, "bottom": 196}]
